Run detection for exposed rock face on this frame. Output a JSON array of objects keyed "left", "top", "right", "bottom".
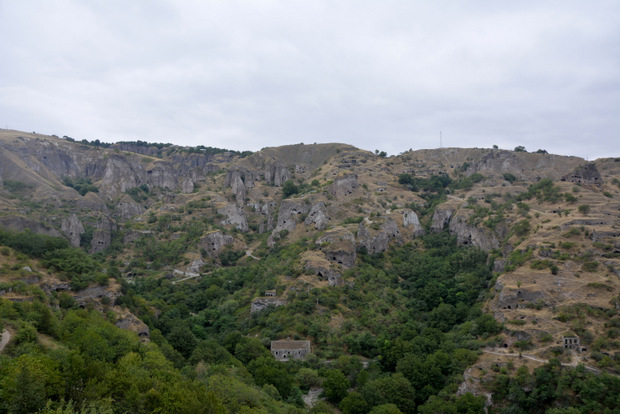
[
  {"left": 357, "top": 219, "right": 403, "bottom": 254},
  {"left": 186, "top": 258, "right": 205, "bottom": 274},
  {"left": 90, "top": 229, "right": 111, "bottom": 253},
  {"left": 561, "top": 163, "right": 602, "bottom": 186},
  {"left": 111, "top": 142, "right": 161, "bottom": 157},
  {"left": 305, "top": 264, "right": 342, "bottom": 287},
  {"left": 74, "top": 285, "right": 121, "bottom": 305},
  {"left": 200, "top": 231, "right": 234, "bottom": 257},
  {"left": 146, "top": 162, "right": 178, "bottom": 190},
  {"left": 431, "top": 206, "right": 455, "bottom": 233},
  {"left": 61, "top": 213, "right": 85, "bottom": 247},
  {"left": 252, "top": 201, "right": 276, "bottom": 233},
  {"left": 218, "top": 204, "right": 248, "bottom": 231},
  {"left": 316, "top": 227, "right": 356, "bottom": 268},
  {"left": 328, "top": 174, "right": 359, "bottom": 197},
  {"left": 264, "top": 163, "right": 290, "bottom": 186},
  {"left": 250, "top": 297, "right": 287, "bottom": 314},
  {"left": 115, "top": 313, "right": 150, "bottom": 340},
  {"left": 274, "top": 200, "right": 311, "bottom": 234},
  {"left": 76, "top": 192, "right": 108, "bottom": 212},
  {"left": 180, "top": 178, "right": 194, "bottom": 194},
  {"left": 496, "top": 287, "right": 549, "bottom": 311},
  {"left": 100, "top": 155, "right": 145, "bottom": 194},
  {"left": 449, "top": 212, "right": 501, "bottom": 251},
  {"left": 304, "top": 202, "right": 330, "bottom": 230},
  {"left": 116, "top": 195, "right": 145, "bottom": 220},
  {"left": 123, "top": 230, "right": 152, "bottom": 245},
  {"left": 226, "top": 168, "right": 257, "bottom": 205},
  {"left": 400, "top": 209, "right": 425, "bottom": 238}
]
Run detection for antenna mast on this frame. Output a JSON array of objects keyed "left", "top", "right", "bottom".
[{"left": 440, "top": 131, "right": 442, "bottom": 148}]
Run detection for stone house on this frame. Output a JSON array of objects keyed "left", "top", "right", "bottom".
[
  {"left": 563, "top": 336, "right": 582, "bottom": 352},
  {"left": 270, "top": 339, "right": 311, "bottom": 361}
]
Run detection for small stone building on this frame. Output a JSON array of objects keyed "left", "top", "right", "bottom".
[
  {"left": 563, "top": 336, "right": 581, "bottom": 352},
  {"left": 271, "top": 339, "right": 311, "bottom": 361}
]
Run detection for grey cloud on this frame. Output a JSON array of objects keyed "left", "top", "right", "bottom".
[{"left": 0, "top": 0, "right": 619, "bottom": 159}]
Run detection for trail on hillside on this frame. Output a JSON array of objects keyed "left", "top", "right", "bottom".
[{"left": 482, "top": 349, "right": 619, "bottom": 378}]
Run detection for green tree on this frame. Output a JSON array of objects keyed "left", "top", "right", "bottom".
[
  {"left": 322, "top": 369, "right": 350, "bottom": 403},
  {"left": 340, "top": 391, "right": 368, "bottom": 414},
  {"left": 578, "top": 204, "right": 590, "bottom": 216},
  {"left": 282, "top": 180, "right": 300, "bottom": 198},
  {"left": 369, "top": 404, "right": 403, "bottom": 414}
]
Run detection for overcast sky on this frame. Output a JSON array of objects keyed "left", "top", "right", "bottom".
[{"left": 1, "top": 1, "right": 619, "bottom": 159}]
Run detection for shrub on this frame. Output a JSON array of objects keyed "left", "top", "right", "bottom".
[{"left": 578, "top": 204, "right": 590, "bottom": 216}]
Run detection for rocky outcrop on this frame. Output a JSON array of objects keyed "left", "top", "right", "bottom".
[
  {"left": 274, "top": 200, "right": 311, "bottom": 234},
  {"left": 449, "top": 211, "right": 501, "bottom": 251},
  {"left": 357, "top": 219, "right": 403, "bottom": 254},
  {"left": 250, "top": 297, "right": 287, "bottom": 314},
  {"left": 316, "top": 227, "right": 356, "bottom": 268},
  {"left": 250, "top": 201, "right": 276, "bottom": 233},
  {"left": 90, "top": 229, "right": 111, "bottom": 253},
  {"left": 100, "top": 155, "right": 146, "bottom": 194},
  {"left": 265, "top": 162, "right": 290, "bottom": 186},
  {"left": 431, "top": 206, "right": 456, "bottom": 233},
  {"left": 561, "top": 163, "right": 602, "bottom": 186},
  {"left": 146, "top": 162, "right": 177, "bottom": 190},
  {"left": 218, "top": 204, "right": 248, "bottom": 231},
  {"left": 75, "top": 192, "right": 108, "bottom": 212},
  {"left": 123, "top": 230, "right": 152, "bottom": 245},
  {"left": 115, "top": 313, "right": 150, "bottom": 340},
  {"left": 61, "top": 213, "right": 85, "bottom": 247},
  {"left": 111, "top": 142, "right": 161, "bottom": 157},
  {"left": 199, "top": 231, "right": 234, "bottom": 257},
  {"left": 328, "top": 174, "right": 359, "bottom": 197},
  {"left": 400, "top": 209, "right": 425, "bottom": 238},
  {"left": 74, "top": 285, "right": 121, "bottom": 306},
  {"left": 496, "top": 287, "right": 549, "bottom": 311},
  {"left": 304, "top": 202, "right": 330, "bottom": 230},
  {"left": 180, "top": 178, "right": 194, "bottom": 194},
  {"left": 116, "top": 195, "right": 145, "bottom": 220}
]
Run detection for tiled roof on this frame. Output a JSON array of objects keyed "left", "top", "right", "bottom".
[{"left": 271, "top": 340, "right": 311, "bottom": 350}]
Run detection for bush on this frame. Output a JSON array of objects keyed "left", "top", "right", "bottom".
[
  {"left": 503, "top": 173, "right": 517, "bottom": 184},
  {"left": 578, "top": 204, "right": 590, "bottom": 216}
]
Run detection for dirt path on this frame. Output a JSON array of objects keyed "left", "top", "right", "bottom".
[
  {"left": 0, "top": 329, "right": 10, "bottom": 352},
  {"left": 172, "top": 271, "right": 212, "bottom": 284},
  {"left": 246, "top": 250, "right": 260, "bottom": 260},
  {"left": 482, "top": 349, "right": 618, "bottom": 377}
]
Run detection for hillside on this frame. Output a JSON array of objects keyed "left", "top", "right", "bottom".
[{"left": 1, "top": 129, "right": 619, "bottom": 413}]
